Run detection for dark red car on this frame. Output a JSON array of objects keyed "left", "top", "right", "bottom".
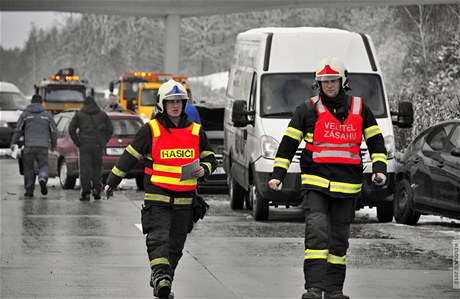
[{"left": 19, "top": 111, "right": 145, "bottom": 190}]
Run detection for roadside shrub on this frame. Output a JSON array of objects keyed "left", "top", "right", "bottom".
[{"left": 389, "top": 93, "right": 460, "bottom": 151}]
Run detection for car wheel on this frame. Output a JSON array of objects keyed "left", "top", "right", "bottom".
[
  {"left": 376, "top": 201, "right": 393, "bottom": 223},
  {"left": 250, "top": 185, "right": 269, "bottom": 221},
  {"left": 229, "top": 174, "right": 245, "bottom": 210},
  {"left": 136, "top": 174, "right": 145, "bottom": 190},
  {"left": 59, "top": 160, "right": 76, "bottom": 189},
  {"left": 393, "top": 179, "right": 421, "bottom": 225}
]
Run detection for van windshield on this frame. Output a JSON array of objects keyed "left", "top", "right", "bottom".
[{"left": 260, "top": 73, "right": 387, "bottom": 118}]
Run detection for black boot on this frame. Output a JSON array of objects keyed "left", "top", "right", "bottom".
[
  {"left": 154, "top": 278, "right": 171, "bottom": 299},
  {"left": 301, "top": 287, "right": 323, "bottom": 299},
  {"left": 39, "top": 179, "right": 48, "bottom": 195},
  {"left": 324, "top": 290, "right": 350, "bottom": 299},
  {"left": 79, "top": 194, "right": 90, "bottom": 201},
  {"left": 151, "top": 268, "right": 172, "bottom": 299}
]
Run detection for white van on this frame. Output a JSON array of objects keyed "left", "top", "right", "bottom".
[
  {"left": 223, "top": 27, "right": 413, "bottom": 221},
  {"left": 0, "top": 82, "right": 29, "bottom": 148}
]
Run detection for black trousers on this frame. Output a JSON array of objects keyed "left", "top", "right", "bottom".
[
  {"left": 22, "top": 147, "right": 48, "bottom": 193},
  {"left": 79, "top": 143, "right": 103, "bottom": 195},
  {"left": 142, "top": 204, "right": 193, "bottom": 281},
  {"left": 301, "top": 190, "right": 356, "bottom": 292}
]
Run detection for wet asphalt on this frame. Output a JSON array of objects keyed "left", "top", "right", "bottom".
[{"left": 1, "top": 157, "right": 460, "bottom": 298}]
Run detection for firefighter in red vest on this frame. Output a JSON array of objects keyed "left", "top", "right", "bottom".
[
  {"left": 269, "top": 57, "right": 387, "bottom": 299},
  {"left": 104, "top": 79, "right": 217, "bottom": 299}
]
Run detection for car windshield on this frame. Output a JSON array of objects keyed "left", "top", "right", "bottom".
[
  {"left": 141, "top": 89, "right": 158, "bottom": 106},
  {"left": 260, "top": 73, "right": 387, "bottom": 118},
  {"left": 111, "top": 118, "right": 143, "bottom": 137},
  {"left": 45, "top": 85, "right": 86, "bottom": 103},
  {"left": 0, "top": 92, "right": 29, "bottom": 110}
]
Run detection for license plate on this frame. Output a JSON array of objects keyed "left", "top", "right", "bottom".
[{"left": 106, "top": 147, "right": 124, "bottom": 156}]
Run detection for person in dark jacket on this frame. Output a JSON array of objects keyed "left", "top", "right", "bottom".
[
  {"left": 269, "top": 57, "right": 387, "bottom": 299},
  {"left": 104, "top": 79, "right": 217, "bottom": 299},
  {"left": 10, "top": 94, "right": 57, "bottom": 197},
  {"left": 69, "top": 96, "right": 113, "bottom": 201}
]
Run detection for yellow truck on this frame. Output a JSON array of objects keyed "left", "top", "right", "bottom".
[
  {"left": 34, "top": 68, "right": 92, "bottom": 114},
  {"left": 110, "top": 72, "right": 194, "bottom": 121}
]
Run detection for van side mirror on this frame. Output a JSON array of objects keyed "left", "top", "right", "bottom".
[
  {"left": 391, "top": 101, "right": 413, "bottom": 128},
  {"left": 232, "top": 100, "right": 255, "bottom": 127},
  {"left": 109, "top": 81, "right": 114, "bottom": 92}
]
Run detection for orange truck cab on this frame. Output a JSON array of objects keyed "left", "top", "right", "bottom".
[
  {"left": 110, "top": 72, "right": 194, "bottom": 121},
  {"left": 34, "top": 68, "right": 92, "bottom": 114}
]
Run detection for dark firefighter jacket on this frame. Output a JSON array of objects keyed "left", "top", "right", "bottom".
[
  {"left": 106, "top": 112, "right": 217, "bottom": 202},
  {"left": 270, "top": 90, "right": 387, "bottom": 198}
]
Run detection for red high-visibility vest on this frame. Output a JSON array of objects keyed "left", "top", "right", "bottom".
[
  {"left": 306, "top": 96, "right": 363, "bottom": 164},
  {"left": 147, "top": 119, "right": 201, "bottom": 191}
]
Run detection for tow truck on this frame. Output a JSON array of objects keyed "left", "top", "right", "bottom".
[
  {"left": 109, "top": 72, "right": 194, "bottom": 121},
  {"left": 34, "top": 68, "right": 93, "bottom": 114}
]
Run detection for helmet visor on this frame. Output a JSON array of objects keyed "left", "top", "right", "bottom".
[
  {"left": 316, "top": 75, "right": 341, "bottom": 82},
  {"left": 163, "top": 94, "right": 188, "bottom": 101}
]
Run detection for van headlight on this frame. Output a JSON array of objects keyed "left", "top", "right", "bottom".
[
  {"left": 261, "top": 135, "right": 279, "bottom": 159},
  {"left": 384, "top": 135, "right": 395, "bottom": 159}
]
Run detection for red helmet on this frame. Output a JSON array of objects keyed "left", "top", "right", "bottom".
[{"left": 315, "top": 56, "right": 348, "bottom": 89}]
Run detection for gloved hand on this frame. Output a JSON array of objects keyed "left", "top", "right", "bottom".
[
  {"left": 104, "top": 184, "right": 114, "bottom": 199},
  {"left": 192, "top": 193, "right": 209, "bottom": 223}
]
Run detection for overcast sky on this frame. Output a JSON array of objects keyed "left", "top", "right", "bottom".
[{"left": 1, "top": 12, "right": 67, "bottom": 49}]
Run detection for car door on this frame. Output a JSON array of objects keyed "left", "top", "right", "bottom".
[
  {"left": 435, "top": 123, "right": 460, "bottom": 211},
  {"left": 417, "top": 123, "right": 455, "bottom": 209}
]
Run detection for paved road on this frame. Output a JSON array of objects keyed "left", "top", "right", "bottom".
[{"left": 1, "top": 157, "right": 460, "bottom": 298}]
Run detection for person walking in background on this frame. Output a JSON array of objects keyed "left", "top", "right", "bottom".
[
  {"left": 10, "top": 94, "right": 57, "bottom": 197},
  {"left": 69, "top": 96, "right": 113, "bottom": 201},
  {"left": 108, "top": 93, "right": 125, "bottom": 112},
  {"left": 268, "top": 57, "right": 387, "bottom": 299},
  {"left": 104, "top": 79, "right": 217, "bottom": 299}
]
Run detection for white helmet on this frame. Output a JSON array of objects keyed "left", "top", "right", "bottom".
[
  {"left": 157, "top": 79, "right": 189, "bottom": 113},
  {"left": 315, "top": 56, "right": 348, "bottom": 89}
]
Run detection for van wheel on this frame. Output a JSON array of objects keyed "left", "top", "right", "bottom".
[
  {"left": 59, "top": 160, "right": 76, "bottom": 190},
  {"left": 136, "top": 174, "right": 145, "bottom": 190},
  {"left": 376, "top": 201, "right": 393, "bottom": 223},
  {"left": 393, "top": 179, "right": 420, "bottom": 225},
  {"left": 229, "top": 175, "right": 245, "bottom": 210},
  {"left": 250, "top": 186, "right": 269, "bottom": 221}
]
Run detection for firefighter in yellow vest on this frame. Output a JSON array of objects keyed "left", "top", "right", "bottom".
[
  {"left": 104, "top": 79, "right": 217, "bottom": 299},
  {"left": 269, "top": 57, "right": 387, "bottom": 299}
]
